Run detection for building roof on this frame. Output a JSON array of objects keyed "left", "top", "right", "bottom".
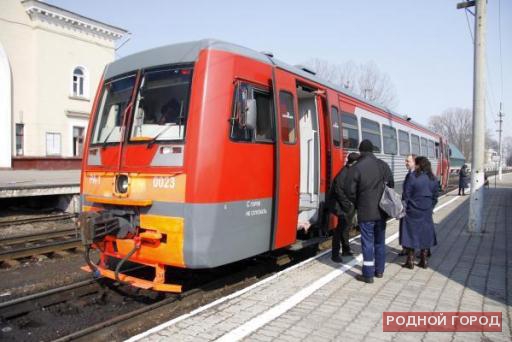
[
  {"left": 104, "top": 39, "right": 440, "bottom": 137},
  {"left": 21, "top": 0, "right": 128, "bottom": 39},
  {"left": 449, "top": 143, "right": 465, "bottom": 161}
]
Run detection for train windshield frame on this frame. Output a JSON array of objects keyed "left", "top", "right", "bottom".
[
  {"left": 90, "top": 74, "right": 137, "bottom": 145},
  {"left": 129, "top": 65, "right": 193, "bottom": 144}
]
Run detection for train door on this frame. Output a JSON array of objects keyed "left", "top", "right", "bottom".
[
  {"left": 296, "top": 85, "right": 321, "bottom": 229},
  {"left": 271, "top": 68, "right": 300, "bottom": 249}
]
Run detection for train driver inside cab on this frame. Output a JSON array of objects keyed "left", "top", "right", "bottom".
[{"left": 158, "top": 98, "right": 181, "bottom": 125}]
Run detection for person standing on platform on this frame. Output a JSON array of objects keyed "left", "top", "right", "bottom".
[
  {"left": 401, "top": 156, "right": 439, "bottom": 269},
  {"left": 458, "top": 165, "right": 469, "bottom": 196},
  {"left": 345, "top": 140, "right": 394, "bottom": 283},
  {"left": 398, "top": 154, "right": 416, "bottom": 256},
  {"left": 327, "top": 152, "right": 360, "bottom": 263}
]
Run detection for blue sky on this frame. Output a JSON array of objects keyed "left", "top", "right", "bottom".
[{"left": 47, "top": 0, "right": 511, "bottom": 139}]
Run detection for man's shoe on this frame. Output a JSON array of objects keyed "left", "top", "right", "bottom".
[
  {"left": 331, "top": 255, "right": 343, "bottom": 263},
  {"left": 375, "top": 272, "right": 383, "bottom": 278},
  {"left": 355, "top": 274, "right": 374, "bottom": 283},
  {"left": 341, "top": 250, "right": 354, "bottom": 257}
]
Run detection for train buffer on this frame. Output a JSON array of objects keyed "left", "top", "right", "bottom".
[{"left": 128, "top": 173, "right": 512, "bottom": 342}]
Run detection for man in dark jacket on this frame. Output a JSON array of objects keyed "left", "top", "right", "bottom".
[
  {"left": 344, "top": 140, "right": 394, "bottom": 283},
  {"left": 328, "top": 152, "right": 360, "bottom": 263}
]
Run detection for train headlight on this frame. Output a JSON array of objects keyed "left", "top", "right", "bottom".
[{"left": 116, "top": 175, "right": 129, "bottom": 194}]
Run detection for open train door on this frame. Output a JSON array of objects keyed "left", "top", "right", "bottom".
[{"left": 271, "top": 67, "right": 300, "bottom": 249}]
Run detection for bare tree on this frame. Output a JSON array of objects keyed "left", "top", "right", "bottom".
[
  {"left": 358, "top": 61, "right": 398, "bottom": 108},
  {"left": 429, "top": 107, "right": 498, "bottom": 162},
  {"left": 304, "top": 58, "right": 398, "bottom": 109},
  {"left": 428, "top": 108, "right": 473, "bottom": 160}
]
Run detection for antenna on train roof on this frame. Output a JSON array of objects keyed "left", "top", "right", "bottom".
[{"left": 261, "top": 51, "right": 274, "bottom": 58}]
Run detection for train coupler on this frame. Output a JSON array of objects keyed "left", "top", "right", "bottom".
[{"left": 79, "top": 210, "right": 138, "bottom": 245}]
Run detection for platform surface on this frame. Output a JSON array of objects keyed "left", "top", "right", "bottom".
[
  {"left": 129, "top": 173, "right": 512, "bottom": 342},
  {"left": 0, "top": 170, "right": 80, "bottom": 197}
]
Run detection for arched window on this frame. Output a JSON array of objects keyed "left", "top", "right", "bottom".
[
  {"left": 72, "top": 67, "right": 84, "bottom": 97},
  {"left": 69, "top": 65, "right": 89, "bottom": 100}
]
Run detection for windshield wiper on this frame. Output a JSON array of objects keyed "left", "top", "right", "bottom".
[
  {"left": 147, "top": 124, "right": 173, "bottom": 148},
  {"left": 146, "top": 101, "right": 184, "bottom": 148},
  {"left": 101, "top": 126, "right": 117, "bottom": 148},
  {"left": 102, "top": 102, "right": 133, "bottom": 148}
]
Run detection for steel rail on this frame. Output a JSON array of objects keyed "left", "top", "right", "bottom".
[{"left": 0, "top": 228, "right": 78, "bottom": 246}]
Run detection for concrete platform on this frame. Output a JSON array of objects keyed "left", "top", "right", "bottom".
[
  {"left": 128, "top": 174, "right": 512, "bottom": 342},
  {"left": 0, "top": 170, "right": 80, "bottom": 198}
]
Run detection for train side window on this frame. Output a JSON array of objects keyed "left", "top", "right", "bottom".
[
  {"left": 382, "top": 125, "right": 397, "bottom": 155},
  {"left": 341, "top": 113, "right": 359, "bottom": 149},
  {"left": 279, "top": 91, "right": 296, "bottom": 144},
  {"left": 421, "top": 137, "right": 428, "bottom": 155},
  {"left": 331, "top": 106, "right": 341, "bottom": 148},
  {"left": 411, "top": 134, "right": 420, "bottom": 155},
  {"left": 230, "top": 83, "right": 274, "bottom": 143},
  {"left": 361, "top": 118, "right": 381, "bottom": 153},
  {"left": 398, "top": 130, "right": 410, "bottom": 156},
  {"left": 428, "top": 140, "right": 435, "bottom": 158},
  {"left": 254, "top": 90, "right": 274, "bottom": 142}
]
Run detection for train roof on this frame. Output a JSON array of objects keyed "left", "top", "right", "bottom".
[{"left": 105, "top": 39, "right": 441, "bottom": 138}]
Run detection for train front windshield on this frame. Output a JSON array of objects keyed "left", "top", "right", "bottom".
[
  {"left": 130, "top": 67, "right": 193, "bottom": 142},
  {"left": 91, "top": 66, "right": 193, "bottom": 146}
]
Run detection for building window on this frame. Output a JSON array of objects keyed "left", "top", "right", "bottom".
[
  {"left": 73, "top": 127, "right": 85, "bottom": 157},
  {"left": 341, "top": 113, "right": 359, "bottom": 150},
  {"left": 72, "top": 66, "right": 87, "bottom": 97},
  {"left": 382, "top": 125, "right": 397, "bottom": 155},
  {"left": 331, "top": 106, "right": 341, "bottom": 148},
  {"left": 230, "top": 82, "right": 274, "bottom": 143},
  {"left": 398, "top": 130, "right": 410, "bottom": 156},
  {"left": 15, "top": 124, "right": 24, "bottom": 156},
  {"left": 279, "top": 91, "right": 296, "bottom": 144},
  {"left": 46, "top": 132, "right": 61, "bottom": 156},
  {"left": 361, "top": 118, "right": 381, "bottom": 153},
  {"left": 411, "top": 134, "right": 420, "bottom": 155}
]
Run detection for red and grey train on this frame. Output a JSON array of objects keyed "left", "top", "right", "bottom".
[{"left": 79, "top": 39, "right": 450, "bottom": 292}]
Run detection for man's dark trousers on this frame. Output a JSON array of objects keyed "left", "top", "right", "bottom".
[
  {"left": 359, "top": 219, "right": 386, "bottom": 278},
  {"left": 332, "top": 218, "right": 350, "bottom": 257}
]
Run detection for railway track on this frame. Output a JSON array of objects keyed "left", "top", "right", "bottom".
[
  {"left": 0, "top": 245, "right": 323, "bottom": 341},
  {"left": 0, "top": 213, "right": 76, "bottom": 228},
  {"left": 0, "top": 228, "right": 81, "bottom": 263}
]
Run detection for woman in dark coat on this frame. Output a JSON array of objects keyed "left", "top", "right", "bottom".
[
  {"left": 458, "top": 165, "right": 469, "bottom": 196},
  {"left": 401, "top": 156, "right": 439, "bottom": 269}
]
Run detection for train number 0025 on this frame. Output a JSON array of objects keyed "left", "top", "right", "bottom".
[{"left": 152, "top": 176, "right": 176, "bottom": 189}]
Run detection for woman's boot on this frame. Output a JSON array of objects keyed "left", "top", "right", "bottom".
[
  {"left": 418, "top": 249, "right": 428, "bottom": 269},
  {"left": 402, "top": 248, "right": 414, "bottom": 269}
]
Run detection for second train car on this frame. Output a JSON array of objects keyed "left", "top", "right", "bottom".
[{"left": 79, "top": 39, "right": 449, "bottom": 292}]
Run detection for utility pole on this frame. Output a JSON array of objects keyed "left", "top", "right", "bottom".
[
  {"left": 457, "top": 0, "right": 486, "bottom": 233},
  {"left": 497, "top": 102, "right": 504, "bottom": 180}
]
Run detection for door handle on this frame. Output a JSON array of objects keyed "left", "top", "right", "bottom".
[{"left": 295, "top": 184, "right": 300, "bottom": 195}]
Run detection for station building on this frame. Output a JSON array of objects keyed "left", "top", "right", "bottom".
[{"left": 0, "top": 0, "right": 127, "bottom": 169}]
